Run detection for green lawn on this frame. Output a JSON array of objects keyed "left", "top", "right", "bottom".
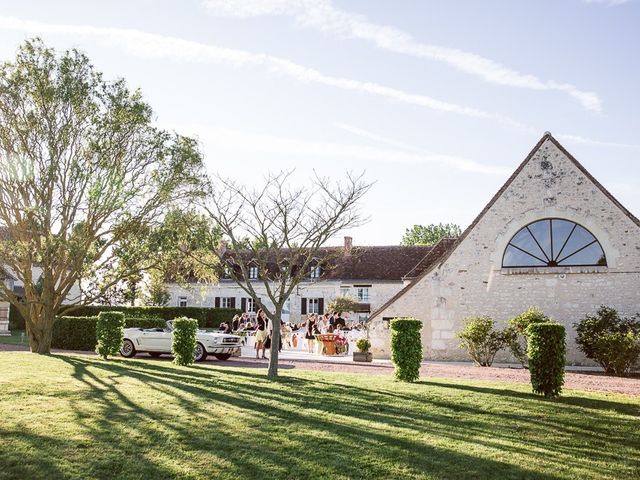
[
  {"left": 0, "top": 330, "right": 27, "bottom": 345},
  {"left": 0, "top": 353, "right": 638, "bottom": 480}
]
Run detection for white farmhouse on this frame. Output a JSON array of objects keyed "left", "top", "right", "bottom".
[{"left": 166, "top": 238, "right": 431, "bottom": 324}]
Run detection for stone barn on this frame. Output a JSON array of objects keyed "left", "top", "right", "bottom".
[{"left": 368, "top": 132, "right": 640, "bottom": 364}]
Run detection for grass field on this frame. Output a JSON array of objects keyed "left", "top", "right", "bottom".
[
  {"left": 0, "top": 352, "right": 638, "bottom": 480},
  {"left": 0, "top": 330, "right": 26, "bottom": 345}
]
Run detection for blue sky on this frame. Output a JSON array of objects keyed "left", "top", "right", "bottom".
[{"left": 0, "top": 0, "right": 638, "bottom": 245}]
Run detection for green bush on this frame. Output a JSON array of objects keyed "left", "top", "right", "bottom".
[
  {"left": 457, "top": 316, "right": 508, "bottom": 367},
  {"left": 52, "top": 316, "right": 97, "bottom": 351},
  {"left": 389, "top": 317, "right": 422, "bottom": 382},
  {"left": 61, "top": 305, "right": 240, "bottom": 328},
  {"left": 527, "top": 323, "right": 566, "bottom": 398},
  {"left": 506, "top": 308, "right": 550, "bottom": 368},
  {"left": 8, "top": 305, "right": 26, "bottom": 330},
  {"left": 95, "top": 311, "right": 126, "bottom": 359},
  {"left": 172, "top": 317, "right": 198, "bottom": 366},
  {"left": 355, "top": 338, "right": 371, "bottom": 353},
  {"left": 574, "top": 306, "right": 640, "bottom": 376},
  {"left": 52, "top": 316, "right": 166, "bottom": 351}
]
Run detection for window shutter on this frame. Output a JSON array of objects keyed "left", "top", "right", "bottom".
[
  {"left": 241, "top": 298, "right": 246, "bottom": 312},
  {"left": 214, "top": 297, "right": 220, "bottom": 308},
  {"left": 301, "top": 298, "right": 307, "bottom": 315},
  {"left": 318, "top": 298, "right": 324, "bottom": 315},
  {"left": 230, "top": 297, "right": 236, "bottom": 309}
]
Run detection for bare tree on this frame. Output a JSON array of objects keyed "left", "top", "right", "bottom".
[
  {"left": 196, "top": 170, "right": 372, "bottom": 378},
  {"left": 0, "top": 39, "right": 204, "bottom": 353}
]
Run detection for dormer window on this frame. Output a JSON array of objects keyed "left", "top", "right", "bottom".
[
  {"left": 222, "top": 265, "right": 232, "bottom": 279},
  {"left": 248, "top": 265, "right": 259, "bottom": 280},
  {"left": 502, "top": 218, "right": 606, "bottom": 268},
  {"left": 310, "top": 264, "right": 321, "bottom": 279}
]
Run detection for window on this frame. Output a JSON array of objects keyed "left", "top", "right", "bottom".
[
  {"left": 248, "top": 265, "right": 259, "bottom": 280},
  {"left": 356, "top": 287, "right": 370, "bottom": 302},
  {"left": 245, "top": 297, "right": 256, "bottom": 313},
  {"left": 178, "top": 296, "right": 188, "bottom": 307},
  {"left": 221, "top": 297, "right": 234, "bottom": 309},
  {"left": 222, "top": 265, "right": 232, "bottom": 279},
  {"left": 340, "top": 286, "right": 350, "bottom": 297},
  {"left": 310, "top": 264, "right": 321, "bottom": 279},
  {"left": 308, "top": 298, "right": 320, "bottom": 314},
  {"left": 502, "top": 219, "right": 606, "bottom": 268}
]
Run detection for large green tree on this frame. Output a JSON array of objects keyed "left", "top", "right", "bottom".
[
  {"left": 401, "top": 223, "right": 462, "bottom": 246},
  {"left": 0, "top": 39, "right": 204, "bottom": 353}
]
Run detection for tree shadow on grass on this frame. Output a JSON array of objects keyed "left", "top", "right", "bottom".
[{"left": 22, "top": 354, "right": 638, "bottom": 480}]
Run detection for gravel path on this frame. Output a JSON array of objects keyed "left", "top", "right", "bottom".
[{"left": 2, "top": 343, "right": 638, "bottom": 396}]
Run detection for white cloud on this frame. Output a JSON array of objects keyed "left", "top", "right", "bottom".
[
  {"left": 582, "top": 0, "right": 631, "bottom": 6},
  {"left": 0, "top": 15, "right": 529, "bottom": 130},
  {"left": 202, "top": 0, "right": 603, "bottom": 112},
  {"left": 556, "top": 133, "right": 640, "bottom": 150},
  {"left": 168, "top": 122, "right": 511, "bottom": 176}
]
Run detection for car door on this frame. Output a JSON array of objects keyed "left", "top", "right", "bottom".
[{"left": 140, "top": 329, "right": 172, "bottom": 352}]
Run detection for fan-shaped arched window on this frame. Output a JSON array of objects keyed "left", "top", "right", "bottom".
[{"left": 502, "top": 219, "right": 606, "bottom": 268}]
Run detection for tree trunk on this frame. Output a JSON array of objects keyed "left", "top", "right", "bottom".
[
  {"left": 267, "top": 308, "right": 282, "bottom": 378},
  {"left": 27, "top": 307, "right": 55, "bottom": 354}
]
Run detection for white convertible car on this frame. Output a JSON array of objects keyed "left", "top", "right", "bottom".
[{"left": 120, "top": 320, "right": 242, "bottom": 362}]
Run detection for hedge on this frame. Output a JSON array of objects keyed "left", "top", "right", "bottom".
[
  {"left": 9, "top": 306, "right": 26, "bottom": 330},
  {"left": 59, "top": 305, "right": 240, "bottom": 328},
  {"left": 95, "top": 311, "right": 126, "bottom": 359},
  {"left": 9, "top": 305, "right": 240, "bottom": 331},
  {"left": 52, "top": 316, "right": 166, "bottom": 351},
  {"left": 390, "top": 317, "right": 423, "bottom": 382},
  {"left": 172, "top": 317, "right": 198, "bottom": 366},
  {"left": 527, "top": 322, "right": 566, "bottom": 398}
]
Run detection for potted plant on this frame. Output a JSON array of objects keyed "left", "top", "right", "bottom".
[{"left": 353, "top": 338, "right": 373, "bottom": 362}]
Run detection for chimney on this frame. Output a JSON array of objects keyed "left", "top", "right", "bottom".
[{"left": 344, "top": 236, "right": 353, "bottom": 254}]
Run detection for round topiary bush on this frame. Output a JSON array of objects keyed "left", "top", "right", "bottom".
[
  {"left": 390, "top": 317, "right": 423, "bottom": 382},
  {"left": 356, "top": 338, "right": 371, "bottom": 353},
  {"left": 95, "top": 311, "right": 126, "bottom": 360},
  {"left": 172, "top": 317, "right": 198, "bottom": 366},
  {"left": 527, "top": 322, "right": 566, "bottom": 398}
]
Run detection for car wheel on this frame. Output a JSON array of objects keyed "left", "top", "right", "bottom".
[
  {"left": 148, "top": 352, "right": 162, "bottom": 358},
  {"left": 194, "top": 343, "right": 207, "bottom": 362},
  {"left": 120, "top": 339, "right": 136, "bottom": 358},
  {"left": 214, "top": 353, "right": 232, "bottom": 361}
]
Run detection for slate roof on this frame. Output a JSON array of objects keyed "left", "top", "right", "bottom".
[
  {"left": 176, "top": 244, "right": 433, "bottom": 283},
  {"left": 323, "top": 245, "right": 433, "bottom": 281},
  {"left": 402, "top": 238, "right": 458, "bottom": 280}
]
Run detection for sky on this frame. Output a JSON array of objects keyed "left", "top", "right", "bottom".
[{"left": 0, "top": 0, "right": 638, "bottom": 245}]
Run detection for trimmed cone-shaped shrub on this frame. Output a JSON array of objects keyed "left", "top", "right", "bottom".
[
  {"left": 390, "top": 317, "right": 423, "bottom": 382},
  {"left": 172, "top": 317, "right": 198, "bottom": 366},
  {"left": 95, "top": 311, "right": 126, "bottom": 360},
  {"left": 527, "top": 323, "right": 566, "bottom": 398}
]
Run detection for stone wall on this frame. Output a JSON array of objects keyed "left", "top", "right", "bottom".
[{"left": 369, "top": 137, "right": 640, "bottom": 364}]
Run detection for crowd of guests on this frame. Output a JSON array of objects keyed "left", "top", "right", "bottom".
[{"left": 218, "top": 310, "right": 366, "bottom": 358}]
